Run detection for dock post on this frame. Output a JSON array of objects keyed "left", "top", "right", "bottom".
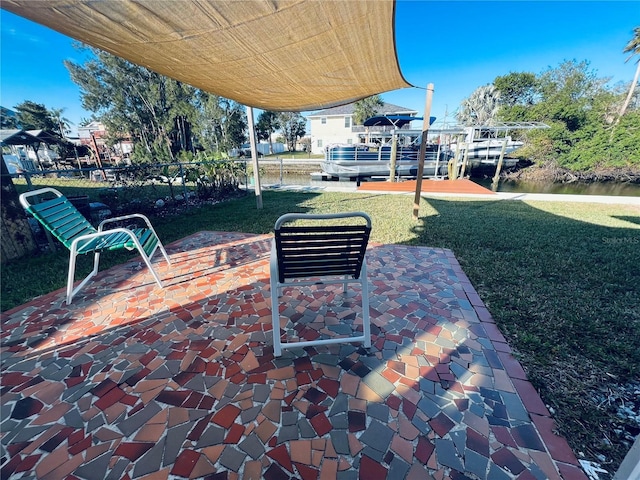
[{"left": 491, "top": 136, "right": 510, "bottom": 190}]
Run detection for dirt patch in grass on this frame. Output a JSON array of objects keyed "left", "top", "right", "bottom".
[{"left": 523, "top": 354, "right": 640, "bottom": 475}]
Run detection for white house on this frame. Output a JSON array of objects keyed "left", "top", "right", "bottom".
[{"left": 306, "top": 102, "right": 418, "bottom": 155}]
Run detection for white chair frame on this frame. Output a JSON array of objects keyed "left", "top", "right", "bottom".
[
  {"left": 20, "top": 187, "right": 170, "bottom": 304},
  {"left": 270, "top": 212, "right": 372, "bottom": 356}
]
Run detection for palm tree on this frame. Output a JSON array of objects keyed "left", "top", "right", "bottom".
[
  {"left": 50, "top": 107, "right": 73, "bottom": 138},
  {"left": 353, "top": 95, "right": 383, "bottom": 125},
  {"left": 618, "top": 27, "right": 640, "bottom": 119},
  {"left": 256, "top": 111, "right": 280, "bottom": 154},
  {"left": 456, "top": 85, "right": 501, "bottom": 126}
]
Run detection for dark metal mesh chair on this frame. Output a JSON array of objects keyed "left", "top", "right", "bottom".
[{"left": 270, "top": 212, "right": 372, "bottom": 356}]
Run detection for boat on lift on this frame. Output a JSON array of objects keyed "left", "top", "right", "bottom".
[
  {"left": 319, "top": 119, "right": 548, "bottom": 180},
  {"left": 321, "top": 142, "right": 452, "bottom": 179},
  {"left": 320, "top": 115, "right": 454, "bottom": 180},
  {"left": 450, "top": 126, "right": 523, "bottom": 167}
]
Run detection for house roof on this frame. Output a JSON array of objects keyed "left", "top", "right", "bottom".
[
  {"left": 307, "top": 102, "right": 419, "bottom": 118},
  {"left": 2, "top": 0, "right": 413, "bottom": 112},
  {"left": 26, "top": 130, "right": 61, "bottom": 144},
  {"left": 0, "top": 129, "right": 42, "bottom": 146}
]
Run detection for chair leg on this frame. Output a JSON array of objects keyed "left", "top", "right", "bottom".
[
  {"left": 66, "top": 248, "right": 100, "bottom": 304},
  {"left": 137, "top": 247, "right": 164, "bottom": 288},
  {"left": 271, "top": 278, "right": 282, "bottom": 357},
  {"left": 122, "top": 231, "right": 165, "bottom": 289},
  {"left": 138, "top": 217, "right": 170, "bottom": 266},
  {"left": 157, "top": 241, "right": 171, "bottom": 265},
  {"left": 92, "top": 251, "right": 101, "bottom": 276},
  {"left": 66, "top": 251, "right": 76, "bottom": 305},
  {"left": 147, "top": 236, "right": 170, "bottom": 266},
  {"left": 361, "top": 261, "right": 371, "bottom": 348}
]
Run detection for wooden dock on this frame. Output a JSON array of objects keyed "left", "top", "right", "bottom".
[{"left": 357, "top": 178, "right": 495, "bottom": 195}]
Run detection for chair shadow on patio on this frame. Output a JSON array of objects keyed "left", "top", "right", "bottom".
[{"left": 0, "top": 231, "right": 585, "bottom": 479}]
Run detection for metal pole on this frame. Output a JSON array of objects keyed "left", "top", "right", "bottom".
[
  {"left": 413, "top": 84, "right": 434, "bottom": 220},
  {"left": 246, "top": 106, "right": 263, "bottom": 209},
  {"left": 434, "top": 142, "right": 442, "bottom": 179}
]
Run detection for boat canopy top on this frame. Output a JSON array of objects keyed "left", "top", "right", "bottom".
[{"left": 363, "top": 115, "right": 436, "bottom": 128}]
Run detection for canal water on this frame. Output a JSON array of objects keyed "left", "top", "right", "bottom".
[
  {"left": 258, "top": 171, "right": 640, "bottom": 197},
  {"left": 474, "top": 178, "right": 640, "bottom": 197}
]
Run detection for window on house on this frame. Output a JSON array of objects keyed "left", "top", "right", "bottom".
[
  {"left": 317, "top": 139, "right": 323, "bottom": 148},
  {"left": 347, "top": 139, "right": 353, "bottom": 144},
  {"left": 344, "top": 117, "right": 351, "bottom": 128},
  {"left": 321, "top": 117, "right": 327, "bottom": 124}
]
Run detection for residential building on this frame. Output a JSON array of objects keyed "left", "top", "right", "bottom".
[
  {"left": 78, "top": 121, "right": 133, "bottom": 163},
  {"left": 0, "top": 106, "right": 19, "bottom": 129},
  {"left": 306, "top": 102, "right": 418, "bottom": 155}
]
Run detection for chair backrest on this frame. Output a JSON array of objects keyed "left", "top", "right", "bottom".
[
  {"left": 20, "top": 188, "right": 97, "bottom": 250},
  {"left": 273, "top": 212, "right": 371, "bottom": 283}
]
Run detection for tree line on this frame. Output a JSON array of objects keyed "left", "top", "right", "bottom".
[
  {"left": 2, "top": 46, "right": 309, "bottom": 164},
  {"left": 457, "top": 28, "right": 639, "bottom": 173},
  {"left": 4, "top": 28, "right": 638, "bottom": 173},
  {"left": 63, "top": 47, "right": 310, "bottom": 162}
]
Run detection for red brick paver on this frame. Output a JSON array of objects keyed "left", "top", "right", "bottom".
[{"left": 0, "top": 231, "right": 585, "bottom": 479}]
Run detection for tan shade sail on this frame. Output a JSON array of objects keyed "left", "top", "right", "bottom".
[{"left": 2, "top": 0, "right": 412, "bottom": 111}]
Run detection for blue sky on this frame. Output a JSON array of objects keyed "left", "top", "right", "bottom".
[
  {"left": 388, "top": 1, "right": 639, "bottom": 125},
  {"left": 1, "top": 1, "right": 638, "bottom": 135}
]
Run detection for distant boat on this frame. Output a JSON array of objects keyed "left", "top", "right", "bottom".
[
  {"left": 446, "top": 126, "right": 527, "bottom": 170},
  {"left": 451, "top": 133, "right": 523, "bottom": 168}
]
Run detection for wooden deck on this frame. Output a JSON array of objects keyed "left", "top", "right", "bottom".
[{"left": 357, "top": 178, "right": 495, "bottom": 195}]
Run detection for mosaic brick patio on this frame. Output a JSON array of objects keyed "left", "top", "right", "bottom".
[{"left": 0, "top": 231, "right": 588, "bottom": 479}]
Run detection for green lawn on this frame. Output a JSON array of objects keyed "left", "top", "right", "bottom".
[
  {"left": 264, "top": 151, "right": 323, "bottom": 160},
  {"left": 2, "top": 190, "right": 639, "bottom": 470}
]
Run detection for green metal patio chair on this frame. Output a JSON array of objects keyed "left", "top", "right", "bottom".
[
  {"left": 19, "top": 187, "right": 171, "bottom": 304},
  {"left": 270, "top": 212, "right": 372, "bottom": 356}
]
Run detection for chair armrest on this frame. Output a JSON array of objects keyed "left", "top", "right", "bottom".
[
  {"left": 68, "top": 227, "right": 138, "bottom": 252},
  {"left": 98, "top": 213, "right": 154, "bottom": 232}
]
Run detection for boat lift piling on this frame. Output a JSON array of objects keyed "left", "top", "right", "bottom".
[
  {"left": 492, "top": 133, "right": 511, "bottom": 190},
  {"left": 389, "top": 130, "right": 398, "bottom": 182},
  {"left": 452, "top": 133, "right": 465, "bottom": 180},
  {"left": 459, "top": 141, "right": 470, "bottom": 179}
]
